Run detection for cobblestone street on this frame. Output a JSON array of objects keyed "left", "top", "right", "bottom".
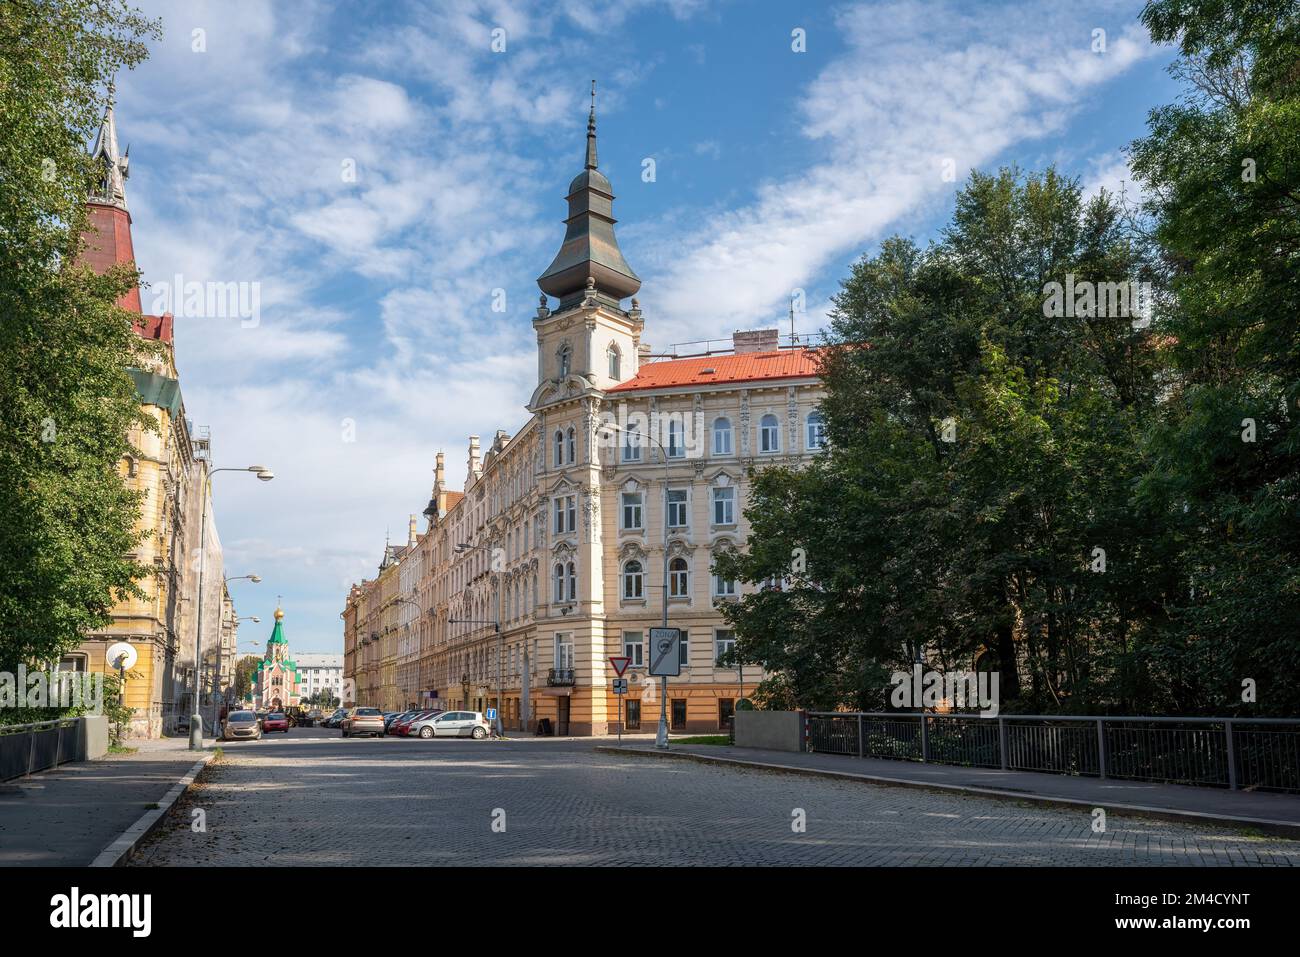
[{"left": 128, "top": 729, "right": 1300, "bottom": 866}]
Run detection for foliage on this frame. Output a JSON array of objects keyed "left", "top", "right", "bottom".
[{"left": 0, "top": 0, "right": 161, "bottom": 670}]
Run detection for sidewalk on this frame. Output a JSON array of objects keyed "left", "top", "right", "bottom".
[
  {"left": 0, "top": 735, "right": 213, "bottom": 866},
  {"left": 597, "top": 743, "right": 1300, "bottom": 835}
]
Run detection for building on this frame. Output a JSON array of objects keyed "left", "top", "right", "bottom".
[
  {"left": 247, "top": 608, "right": 301, "bottom": 711},
  {"left": 296, "top": 653, "right": 345, "bottom": 704},
  {"left": 343, "top": 94, "right": 825, "bottom": 734},
  {"left": 66, "top": 96, "right": 235, "bottom": 738}
]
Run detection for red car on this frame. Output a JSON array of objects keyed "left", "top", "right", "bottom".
[
  {"left": 394, "top": 710, "right": 439, "bottom": 737},
  {"left": 261, "top": 712, "right": 290, "bottom": 733}
]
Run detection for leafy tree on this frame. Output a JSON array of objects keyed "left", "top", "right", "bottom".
[
  {"left": 0, "top": 1, "right": 160, "bottom": 669},
  {"left": 233, "top": 655, "right": 261, "bottom": 701}
]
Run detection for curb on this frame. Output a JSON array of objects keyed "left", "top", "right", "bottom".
[
  {"left": 594, "top": 746, "right": 1300, "bottom": 838},
  {"left": 89, "top": 751, "right": 216, "bottom": 867}
]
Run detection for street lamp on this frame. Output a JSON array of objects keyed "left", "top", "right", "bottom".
[
  {"left": 190, "top": 464, "right": 273, "bottom": 750},
  {"left": 598, "top": 421, "right": 672, "bottom": 750},
  {"left": 237, "top": 616, "right": 261, "bottom": 624},
  {"left": 387, "top": 597, "right": 428, "bottom": 711},
  {"left": 225, "top": 574, "right": 262, "bottom": 584}
]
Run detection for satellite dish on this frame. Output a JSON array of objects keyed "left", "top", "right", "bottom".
[{"left": 106, "top": 642, "right": 138, "bottom": 671}]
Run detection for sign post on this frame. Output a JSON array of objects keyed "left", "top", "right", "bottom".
[{"left": 609, "top": 657, "right": 631, "bottom": 743}]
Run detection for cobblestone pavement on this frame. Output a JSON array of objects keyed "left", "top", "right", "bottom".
[{"left": 128, "top": 729, "right": 1300, "bottom": 866}]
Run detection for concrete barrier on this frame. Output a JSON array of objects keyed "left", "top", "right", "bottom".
[
  {"left": 82, "top": 715, "right": 109, "bottom": 760},
  {"left": 735, "top": 710, "right": 805, "bottom": 752}
]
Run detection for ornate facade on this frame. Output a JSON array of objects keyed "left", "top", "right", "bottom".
[{"left": 343, "top": 94, "right": 825, "bottom": 734}]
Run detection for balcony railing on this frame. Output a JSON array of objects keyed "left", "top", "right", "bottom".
[{"left": 547, "top": 668, "right": 575, "bottom": 687}]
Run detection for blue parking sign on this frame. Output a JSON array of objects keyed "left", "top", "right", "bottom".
[{"left": 485, "top": 708, "right": 497, "bottom": 720}]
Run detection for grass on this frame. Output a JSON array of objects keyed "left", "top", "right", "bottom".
[
  {"left": 108, "top": 744, "right": 137, "bottom": 755},
  {"left": 672, "top": 735, "right": 731, "bottom": 745}
]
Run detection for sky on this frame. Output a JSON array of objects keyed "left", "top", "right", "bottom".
[{"left": 111, "top": 0, "right": 1179, "bottom": 653}]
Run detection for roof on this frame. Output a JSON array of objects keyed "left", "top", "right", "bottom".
[
  {"left": 607, "top": 348, "right": 821, "bottom": 393},
  {"left": 135, "top": 314, "right": 174, "bottom": 343},
  {"left": 444, "top": 491, "right": 465, "bottom": 508}
]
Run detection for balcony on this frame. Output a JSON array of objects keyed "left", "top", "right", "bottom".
[{"left": 547, "top": 668, "right": 575, "bottom": 687}]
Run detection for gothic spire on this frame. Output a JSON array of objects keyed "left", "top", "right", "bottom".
[
  {"left": 89, "top": 85, "right": 129, "bottom": 209},
  {"left": 537, "top": 81, "right": 640, "bottom": 310}
]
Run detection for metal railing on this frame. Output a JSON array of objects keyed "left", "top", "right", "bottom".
[
  {"left": 0, "top": 718, "right": 81, "bottom": 782},
  {"left": 805, "top": 712, "right": 1300, "bottom": 793},
  {"left": 547, "top": 668, "right": 576, "bottom": 687}
]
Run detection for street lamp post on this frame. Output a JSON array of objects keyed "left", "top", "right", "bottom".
[
  {"left": 599, "top": 421, "right": 672, "bottom": 750},
  {"left": 190, "top": 465, "right": 273, "bottom": 750},
  {"left": 450, "top": 540, "right": 505, "bottom": 737}
]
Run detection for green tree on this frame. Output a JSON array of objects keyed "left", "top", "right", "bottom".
[
  {"left": 233, "top": 655, "right": 261, "bottom": 701},
  {"left": 1128, "top": 0, "right": 1300, "bottom": 713},
  {"left": 0, "top": 1, "right": 160, "bottom": 669}
]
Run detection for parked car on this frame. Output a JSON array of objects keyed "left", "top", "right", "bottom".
[
  {"left": 405, "top": 710, "right": 450, "bottom": 738},
  {"left": 262, "top": 712, "right": 290, "bottom": 733},
  {"left": 341, "top": 707, "right": 386, "bottom": 738},
  {"left": 323, "top": 709, "right": 347, "bottom": 728},
  {"left": 222, "top": 710, "right": 262, "bottom": 741},
  {"left": 416, "top": 710, "right": 490, "bottom": 739},
  {"left": 393, "top": 710, "right": 439, "bottom": 737},
  {"left": 383, "top": 711, "right": 409, "bottom": 732}
]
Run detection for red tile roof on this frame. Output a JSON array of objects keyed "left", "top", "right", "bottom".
[
  {"left": 607, "top": 348, "right": 821, "bottom": 393},
  {"left": 134, "top": 314, "right": 174, "bottom": 343}
]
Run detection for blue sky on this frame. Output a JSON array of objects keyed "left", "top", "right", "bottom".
[{"left": 111, "top": 0, "right": 1177, "bottom": 652}]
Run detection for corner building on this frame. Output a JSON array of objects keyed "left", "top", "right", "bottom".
[{"left": 344, "top": 99, "right": 825, "bottom": 734}]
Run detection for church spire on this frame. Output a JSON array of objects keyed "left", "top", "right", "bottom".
[
  {"left": 89, "top": 84, "right": 129, "bottom": 210},
  {"left": 537, "top": 81, "right": 640, "bottom": 310}
]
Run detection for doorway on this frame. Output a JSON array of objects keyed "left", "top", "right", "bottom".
[
  {"left": 625, "top": 699, "right": 641, "bottom": 731},
  {"left": 556, "top": 696, "right": 570, "bottom": 736}
]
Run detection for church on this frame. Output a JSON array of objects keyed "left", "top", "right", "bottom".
[{"left": 248, "top": 608, "right": 302, "bottom": 712}]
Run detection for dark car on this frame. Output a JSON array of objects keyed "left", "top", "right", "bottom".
[
  {"left": 262, "top": 712, "right": 290, "bottom": 733},
  {"left": 392, "top": 710, "right": 435, "bottom": 737},
  {"left": 383, "top": 711, "right": 408, "bottom": 731}
]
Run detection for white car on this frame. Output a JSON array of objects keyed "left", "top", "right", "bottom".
[{"left": 409, "top": 710, "right": 491, "bottom": 739}]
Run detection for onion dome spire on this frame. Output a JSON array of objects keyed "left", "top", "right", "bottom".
[{"left": 537, "top": 80, "right": 640, "bottom": 310}]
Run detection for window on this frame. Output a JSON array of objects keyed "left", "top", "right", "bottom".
[
  {"left": 712, "top": 417, "right": 733, "bottom": 455},
  {"left": 713, "top": 573, "right": 737, "bottom": 598},
  {"left": 554, "top": 430, "right": 565, "bottom": 466},
  {"left": 671, "top": 698, "right": 687, "bottom": 730},
  {"left": 607, "top": 345, "right": 621, "bottom": 379},
  {"left": 553, "top": 494, "right": 576, "bottom": 534},
  {"left": 622, "top": 430, "right": 642, "bottom": 462},
  {"left": 553, "top": 563, "right": 566, "bottom": 603},
  {"left": 678, "top": 630, "right": 690, "bottom": 667},
  {"left": 760, "top": 413, "right": 780, "bottom": 453},
  {"left": 667, "top": 418, "right": 685, "bottom": 458},
  {"left": 715, "top": 629, "right": 736, "bottom": 665},
  {"left": 718, "top": 699, "right": 735, "bottom": 729},
  {"left": 566, "top": 561, "right": 577, "bottom": 602},
  {"left": 558, "top": 345, "right": 571, "bottom": 378},
  {"left": 622, "top": 560, "right": 644, "bottom": 599},
  {"left": 566, "top": 426, "right": 576, "bottom": 464},
  {"left": 806, "top": 410, "right": 827, "bottom": 450},
  {"left": 669, "top": 557, "right": 689, "bottom": 598},
  {"left": 712, "top": 486, "right": 736, "bottom": 526},
  {"left": 622, "top": 630, "right": 644, "bottom": 667},
  {"left": 666, "top": 489, "right": 689, "bottom": 528},
  {"left": 555, "top": 634, "right": 574, "bottom": 670},
  {"left": 621, "top": 491, "right": 643, "bottom": 530}
]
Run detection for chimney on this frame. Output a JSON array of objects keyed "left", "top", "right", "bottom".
[
  {"left": 408, "top": 514, "right": 417, "bottom": 547},
  {"left": 467, "top": 435, "right": 481, "bottom": 478},
  {"left": 434, "top": 451, "right": 445, "bottom": 491},
  {"left": 733, "top": 328, "right": 780, "bottom": 354}
]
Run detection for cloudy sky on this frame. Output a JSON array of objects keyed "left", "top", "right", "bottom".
[{"left": 113, "top": 0, "right": 1176, "bottom": 652}]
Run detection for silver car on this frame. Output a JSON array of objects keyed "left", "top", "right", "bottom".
[
  {"left": 412, "top": 710, "right": 491, "bottom": 739},
  {"left": 222, "top": 710, "right": 262, "bottom": 741}
]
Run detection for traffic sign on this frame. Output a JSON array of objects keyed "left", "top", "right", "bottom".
[
  {"left": 608, "top": 655, "right": 632, "bottom": 677},
  {"left": 485, "top": 708, "right": 497, "bottom": 720},
  {"left": 648, "top": 627, "right": 681, "bottom": 677},
  {"left": 612, "top": 678, "right": 628, "bottom": 694}
]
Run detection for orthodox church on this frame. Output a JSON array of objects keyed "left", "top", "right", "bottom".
[{"left": 247, "top": 608, "right": 301, "bottom": 711}]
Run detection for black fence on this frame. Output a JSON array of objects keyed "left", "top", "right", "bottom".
[
  {"left": 806, "top": 712, "right": 1300, "bottom": 793},
  {"left": 0, "top": 719, "right": 83, "bottom": 782}
]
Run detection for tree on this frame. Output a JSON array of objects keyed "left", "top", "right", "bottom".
[
  {"left": 233, "top": 655, "right": 261, "bottom": 701},
  {"left": 0, "top": 1, "right": 161, "bottom": 668}
]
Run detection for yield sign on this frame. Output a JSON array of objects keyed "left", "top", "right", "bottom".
[{"left": 608, "top": 656, "right": 632, "bottom": 677}]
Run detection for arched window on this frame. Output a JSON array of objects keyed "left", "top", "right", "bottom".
[
  {"left": 713, "top": 417, "right": 733, "bottom": 455},
  {"left": 554, "top": 429, "right": 565, "bottom": 466},
  {"left": 553, "top": 563, "right": 566, "bottom": 603},
  {"left": 566, "top": 426, "right": 576, "bottom": 464},
  {"left": 558, "top": 345, "right": 571, "bottom": 378},
  {"left": 566, "top": 561, "right": 577, "bottom": 602},
  {"left": 669, "top": 557, "right": 690, "bottom": 598},
  {"left": 759, "top": 413, "right": 780, "bottom": 453},
  {"left": 806, "top": 410, "right": 827, "bottom": 449},
  {"left": 622, "top": 560, "right": 644, "bottom": 599},
  {"left": 607, "top": 344, "right": 621, "bottom": 379}
]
